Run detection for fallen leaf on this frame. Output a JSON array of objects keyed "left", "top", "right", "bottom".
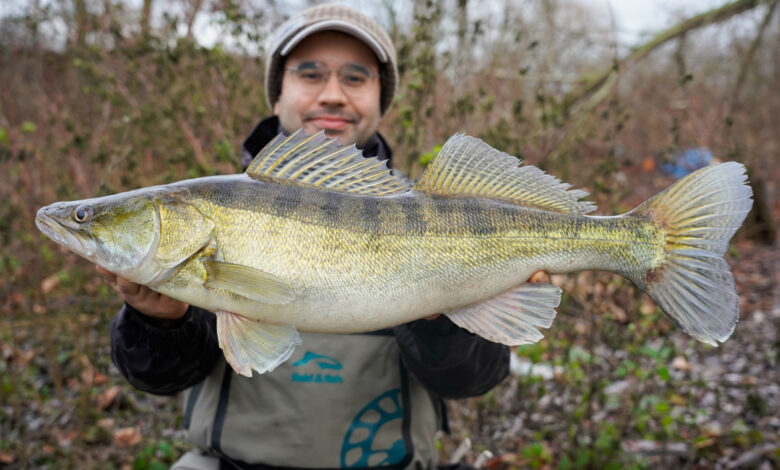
[
  {"left": 642, "top": 156, "right": 656, "bottom": 172},
  {"left": 672, "top": 356, "right": 691, "bottom": 371},
  {"left": 79, "top": 355, "right": 96, "bottom": 385},
  {"left": 703, "top": 422, "right": 723, "bottom": 437},
  {"left": 0, "top": 451, "right": 14, "bottom": 464},
  {"left": 669, "top": 393, "right": 687, "bottom": 406},
  {"left": 13, "top": 348, "right": 36, "bottom": 366},
  {"left": 607, "top": 301, "right": 628, "bottom": 323},
  {"left": 94, "top": 372, "right": 108, "bottom": 386},
  {"left": 52, "top": 428, "right": 78, "bottom": 448},
  {"left": 97, "top": 418, "right": 115, "bottom": 430},
  {"left": 97, "top": 385, "right": 121, "bottom": 410},
  {"left": 114, "top": 427, "right": 142, "bottom": 447},
  {"left": 41, "top": 273, "right": 60, "bottom": 294}
]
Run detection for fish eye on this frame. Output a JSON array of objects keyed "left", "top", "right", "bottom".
[{"left": 73, "top": 206, "right": 91, "bottom": 223}]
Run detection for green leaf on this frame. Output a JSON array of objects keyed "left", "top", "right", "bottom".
[
  {"left": 419, "top": 144, "right": 441, "bottom": 166},
  {"left": 21, "top": 121, "right": 37, "bottom": 133},
  {"left": 133, "top": 455, "right": 149, "bottom": 470},
  {"left": 655, "top": 400, "right": 670, "bottom": 414},
  {"left": 148, "top": 461, "right": 168, "bottom": 470},
  {"left": 156, "top": 441, "right": 174, "bottom": 459}
]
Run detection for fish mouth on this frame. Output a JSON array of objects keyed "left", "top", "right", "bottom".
[{"left": 35, "top": 208, "right": 96, "bottom": 258}]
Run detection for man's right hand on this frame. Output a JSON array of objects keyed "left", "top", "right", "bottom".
[{"left": 96, "top": 266, "right": 188, "bottom": 323}]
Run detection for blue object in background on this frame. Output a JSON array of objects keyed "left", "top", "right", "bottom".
[{"left": 661, "top": 148, "right": 714, "bottom": 178}]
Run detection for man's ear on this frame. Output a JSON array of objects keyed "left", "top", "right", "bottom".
[{"left": 273, "top": 100, "right": 279, "bottom": 115}]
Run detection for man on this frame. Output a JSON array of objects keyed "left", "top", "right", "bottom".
[{"left": 103, "top": 4, "right": 538, "bottom": 469}]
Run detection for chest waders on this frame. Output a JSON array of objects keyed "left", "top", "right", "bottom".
[{"left": 181, "top": 332, "right": 440, "bottom": 469}]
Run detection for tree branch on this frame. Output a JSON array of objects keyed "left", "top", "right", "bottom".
[{"left": 546, "top": 0, "right": 766, "bottom": 162}]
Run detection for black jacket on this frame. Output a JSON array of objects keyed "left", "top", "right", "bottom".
[{"left": 110, "top": 117, "right": 510, "bottom": 399}]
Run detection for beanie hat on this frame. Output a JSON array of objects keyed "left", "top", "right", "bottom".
[{"left": 264, "top": 3, "right": 398, "bottom": 115}]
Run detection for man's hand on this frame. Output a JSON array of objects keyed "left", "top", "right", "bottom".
[
  {"left": 528, "top": 270, "right": 550, "bottom": 284},
  {"left": 96, "top": 266, "right": 188, "bottom": 323},
  {"left": 424, "top": 270, "right": 550, "bottom": 320}
]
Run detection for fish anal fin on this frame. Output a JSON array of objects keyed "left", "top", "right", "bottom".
[
  {"left": 414, "top": 134, "right": 595, "bottom": 214},
  {"left": 245, "top": 129, "right": 411, "bottom": 197},
  {"left": 204, "top": 260, "right": 294, "bottom": 304},
  {"left": 446, "top": 283, "right": 561, "bottom": 346},
  {"left": 217, "top": 311, "right": 301, "bottom": 377}
]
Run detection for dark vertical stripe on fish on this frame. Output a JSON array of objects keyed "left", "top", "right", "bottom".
[
  {"left": 361, "top": 196, "right": 382, "bottom": 232},
  {"left": 319, "top": 191, "right": 342, "bottom": 225},
  {"left": 433, "top": 195, "right": 459, "bottom": 221},
  {"left": 270, "top": 184, "right": 303, "bottom": 218},
  {"left": 463, "top": 199, "right": 498, "bottom": 236},
  {"left": 399, "top": 197, "right": 426, "bottom": 234}
]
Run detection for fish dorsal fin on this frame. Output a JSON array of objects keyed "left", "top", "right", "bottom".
[
  {"left": 414, "top": 134, "right": 595, "bottom": 214},
  {"left": 246, "top": 129, "right": 411, "bottom": 196}
]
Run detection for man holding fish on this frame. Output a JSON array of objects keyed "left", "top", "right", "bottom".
[
  {"left": 37, "top": 3, "right": 750, "bottom": 470},
  {"left": 100, "top": 4, "right": 523, "bottom": 469}
]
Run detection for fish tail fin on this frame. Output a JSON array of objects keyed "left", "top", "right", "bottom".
[{"left": 630, "top": 162, "right": 753, "bottom": 345}]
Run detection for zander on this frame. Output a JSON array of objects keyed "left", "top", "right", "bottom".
[{"left": 36, "top": 130, "right": 753, "bottom": 376}]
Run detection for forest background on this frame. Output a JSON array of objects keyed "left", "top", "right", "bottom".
[{"left": 0, "top": 0, "right": 778, "bottom": 469}]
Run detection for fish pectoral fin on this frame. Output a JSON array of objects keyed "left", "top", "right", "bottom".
[
  {"left": 203, "top": 260, "right": 294, "bottom": 304},
  {"left": 217, "top": 311, "right": 301, "bottom": 377},
  {"left": 445, "top": 283, "right": 561, "bottom": 345}
]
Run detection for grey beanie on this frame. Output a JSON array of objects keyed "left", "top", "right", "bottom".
[{"left": 264, "top": 3, "right": 398, "bottom": 115}]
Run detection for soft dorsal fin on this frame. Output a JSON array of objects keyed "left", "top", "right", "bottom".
[
  {"left": 246, "top": 129, "right": 411, "bottom": 196},
  {"left": 414, "top": 134, "right": 595, "bottom": 214}
]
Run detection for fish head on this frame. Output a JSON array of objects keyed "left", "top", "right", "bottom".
[{"left": 36, "top": 185, "right": 212, "bottom": 284}]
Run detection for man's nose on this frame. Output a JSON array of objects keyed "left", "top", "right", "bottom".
[{"left": 316, "top": 74, "right": 348, "bottom": 106}]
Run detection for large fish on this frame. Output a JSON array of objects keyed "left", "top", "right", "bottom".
[{"left": 36, "top": 131, "right": 753, "bottom": 376}]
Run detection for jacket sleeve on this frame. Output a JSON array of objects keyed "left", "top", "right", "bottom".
[
  {"left": 110, "top": 304, "right": 221, "bottom": 395},
  {"left": 393, "top": 316, "right": 510, "bottom": 399}
]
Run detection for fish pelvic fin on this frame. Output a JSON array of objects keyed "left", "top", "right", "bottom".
[
  {"left": 630, "top": 162, "right": 753, "bottom": 345},
  {"left": 415, "top": 134, "right": 595, "bottom": 214},
  {"left": 217, "top": 311, "right": 301, "bottom": 377},
  {"left": 445, "top": 283, "right": 561, "bottom": 345}
]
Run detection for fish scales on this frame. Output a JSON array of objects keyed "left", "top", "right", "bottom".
[
  {"left": 164, "top": 177, "right": 664, "bottom": 332},
  {"left": 35, "top": 130, "right": 752, "bottom": 376}
]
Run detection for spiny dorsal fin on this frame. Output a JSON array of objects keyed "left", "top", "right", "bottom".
[
  {"left": 414, "top": 134, "right": 595, "bottom": 214},
  {"left": 246, "top": 129, "right": 411, "bottom": 196}
]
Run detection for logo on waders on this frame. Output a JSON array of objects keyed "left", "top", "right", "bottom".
[{"left": 290, "top": 351, "right": 344, "bottom": 384}]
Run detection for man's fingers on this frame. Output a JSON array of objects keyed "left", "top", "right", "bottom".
[
  {"left": 529, "top": 271, "right": 550, "bottom": 283},
  {"left": 115, "top": 276, "right": 142, "bottom": 297},
  {"left": 95, "top": 265, "right": 117, "bottom": 285}
]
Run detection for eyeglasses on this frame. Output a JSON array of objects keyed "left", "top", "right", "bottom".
[{"left": 285, "top": 61, "right": 376, "bottom": 95}]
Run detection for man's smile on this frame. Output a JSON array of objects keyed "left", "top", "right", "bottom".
[{"left": 308, "top": 115, "right": 352, "bottom": 131}]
